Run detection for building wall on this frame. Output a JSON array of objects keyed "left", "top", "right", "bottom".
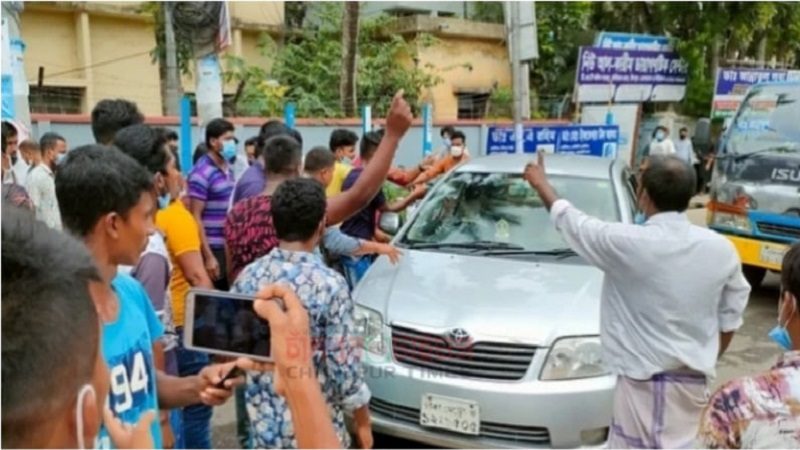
[
  {"left": 20, "top": 10, "right": 82, "bottom": 88},
  {"left": 89, "top": 15, "right": 162, "bottom": 114},
  {"left": 415, "top": 37, "right": 510, "bottom": 120}
]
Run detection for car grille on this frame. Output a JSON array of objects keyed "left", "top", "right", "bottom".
[
  {"left": 370, "top": 398, "right": 551, "bottom": 445},
  {"left": 758, "top": 222, "right": 800, "bottom": 240},
  {"left": 390, "top": 325, "right": 537, "bottom": 381}
]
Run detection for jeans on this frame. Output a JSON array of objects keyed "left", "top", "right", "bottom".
[
  {"left": 342, "top": 254, "right": 375, "bottom": 290},
  {"left": 235, "top": 385, "right": 252, "bottom": 448},
  {"left": 176, "top": 328, "right": 212, "bottom": 449}
]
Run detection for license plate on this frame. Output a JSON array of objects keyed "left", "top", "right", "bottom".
[
  {"left": 419, "top": 394, "right": 480, "bottom": 436},
  {"left": 760, "top": 244, "right": 787, "bottom": 266}
]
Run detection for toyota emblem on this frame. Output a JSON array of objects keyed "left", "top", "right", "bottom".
[{"left": 445, "top": 328, "right": 473, "bottom": 349}]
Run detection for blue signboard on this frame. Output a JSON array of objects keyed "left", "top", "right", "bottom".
[
  {"left": 487, "top": 125, "right": 620, "bottom": 158},
  {"left": 1, "top": 74, "right": 13, "bottom": 120},
  {"left": 595, "top": 32, "right": 672, "bottom": 52},
  {"left": 284, "top": 103, "right": 296, "bottom": 129},
  {"left": 422, "top": 103, "right": 432, "bottom": 156}
]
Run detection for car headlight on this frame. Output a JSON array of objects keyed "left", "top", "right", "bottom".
[
  {"left": 540, "top": 336, "right": 610, "bottom": 381},
  {"left": 710, "top": 211, "right": 752, "bottom": 232},
  {"left": 354, "top": 305, "right": 387, "bottom": 356}
]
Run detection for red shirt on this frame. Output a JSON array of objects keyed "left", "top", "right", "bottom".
[{"left": 224, "top": 195, "right": 279, "bottom": 282}]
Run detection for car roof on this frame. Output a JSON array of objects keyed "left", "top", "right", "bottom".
[{"left": 456, "top": 153, "right": 618, "bottom": 179}]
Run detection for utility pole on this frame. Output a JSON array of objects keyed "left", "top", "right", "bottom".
[
  {"left": 506, "top": 2, "right": 534, "bottom": 153},
  {"left": 164, "top": 2, "right": 181, "bottom": 116}
]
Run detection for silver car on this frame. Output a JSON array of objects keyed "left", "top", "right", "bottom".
[{"left": 352, "top": 154, "right": 638, "bottom": 448}]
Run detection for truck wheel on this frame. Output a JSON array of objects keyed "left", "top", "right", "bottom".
[{"left": 743, "top": 265, "right": 767, "bottom": 288}]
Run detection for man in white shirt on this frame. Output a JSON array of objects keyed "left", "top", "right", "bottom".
[
  {"left": 523, "top": 153, "right": 751, "bottom": 448},
  {"left": 648, "top": 125, "right": 676, "bottom": 157},
  {"left": 28, "top": 132, "right": 67, "bottom": 230},
  {"left": 674, "top": 127, "right": 697, "bottom": 167}
]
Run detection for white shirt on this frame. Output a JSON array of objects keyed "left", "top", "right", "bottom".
[
  {"left": 27, "top": 163, "right": 62, "bottom": 230},
  {"left": 674, "top": 138, "right": 697, "bottom": 166},
  {"left": 648, "top": 138, "right": 676, "bottom": 156},
  {"left": 550, "top": 199, "right": 751, "bottom": 380},
  {"left": 11, "top": 157, "right": 30, "bottom": 188}
]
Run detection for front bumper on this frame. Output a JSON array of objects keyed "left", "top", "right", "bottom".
[
  {"left": 720, "top": 233, "right": 790, "bottom": 271},
  {"left": 361, "top": 352, "right": 616, "bottom": 448}
]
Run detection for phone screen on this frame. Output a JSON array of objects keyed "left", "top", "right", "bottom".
[{"left": 190, "top": 292, "right": 271, "bottom": 360}]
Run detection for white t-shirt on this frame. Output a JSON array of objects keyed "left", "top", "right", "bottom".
[{"left": 649, "top": 138, "right": 676, "bottom": 156}]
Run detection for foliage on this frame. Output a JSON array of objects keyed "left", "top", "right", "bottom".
[
  {"left": 469, "top": 2, "right": 505, "bottom": 24},
  {"left": 487, "top": 87, "right": 512, "bottom": 119},
  {"left": 141, "top": 2, "right": 195, "bottom": 75},
  {"left": 229, "top": 4, "right": 442, "bottom": 118}
]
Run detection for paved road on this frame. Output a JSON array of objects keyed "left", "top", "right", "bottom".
[{"left": 210, "top": 206, "right": 782, "bottom": 448}]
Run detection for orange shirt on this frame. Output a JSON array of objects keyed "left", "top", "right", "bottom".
[{"left": 418, "top": 153, "right": 468, "bottom": 183}]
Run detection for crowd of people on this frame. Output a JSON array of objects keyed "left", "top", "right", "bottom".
[{"left": 2, "top": 89, "right": 799, "bottom": 450}]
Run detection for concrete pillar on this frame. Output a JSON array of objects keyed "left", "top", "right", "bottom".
[{"left": 75, "top": 10, "right": 94, "bottom": 112}]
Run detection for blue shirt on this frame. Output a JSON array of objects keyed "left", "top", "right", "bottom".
[
  {"left": 340, "top": 168, "right": 386, "bottom": 240},
  {"left": 231, "top": 249, "right": 371, "bottom": 448},
  {"left": 96, "top": 273, "right": 165, "bottom": 449},
  {"left": 232, "top": 161, "right": 267, "bottom": 205}
]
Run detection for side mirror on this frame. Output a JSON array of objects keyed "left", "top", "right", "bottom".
[{"left": 379, "top": 212, "right": 400, "bottom": 235}]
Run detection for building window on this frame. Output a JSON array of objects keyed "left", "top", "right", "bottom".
[
  {"left": 456, "top": 92, "right": 491, "bottom": 119},
  {"left": 29, "top": 86, "right": 84, "bottom": 114}
]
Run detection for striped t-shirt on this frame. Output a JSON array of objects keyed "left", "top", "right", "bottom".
[{"left": 187, "top": 154, "right": 234, "bottom": 250}]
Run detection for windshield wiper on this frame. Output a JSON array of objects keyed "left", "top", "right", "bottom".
[
  {"left": 718, "top": 146, "right": 800, "bottom": 162},
  {"left": 483, "top": 247, "right": 580, "bottom": 260},
  {"left": 404, "top": 240, "right": 525, "bottom": 251}
]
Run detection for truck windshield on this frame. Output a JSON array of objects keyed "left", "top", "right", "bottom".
[{"left": 728, "top": 84, "right": 800, "bottom": 154}]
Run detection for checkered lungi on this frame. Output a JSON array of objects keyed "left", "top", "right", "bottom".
[{"left": 608, "top": 370, "right": 709, "bottom": 449}]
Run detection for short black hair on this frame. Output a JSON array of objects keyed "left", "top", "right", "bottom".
[
  {"left": 782, "top": 243, "right": 800, "bottom": 302},
  {"left": 205, "top": 118, "right": 235, "bottom": 146},
  {"left": 56, "top": 145, "right": 154, "bottom": 237},
  {"left": 114, "top": 124, "right": 169, "bottom": 175},
  {"left": 263, "top": 135, "right": 302, "bottom": 176},
  {"left": 245, "top": 136, "right": 259, "bottom": 148},
  {"left": 272, "top": 178, "right": 326, "bottom": 242},
  {"left": 193, "top": 143, "right": 208, "bottom": 165},
  {"left": 91, "top": 99, "right": 144, "bottom": 144},
  {"left": 450, "top": 130, "right": 466, "bottom": 143},
  {"left": 641, "top": 155, "right": 696, "bottom": 213},
  {"left": 360, "top": 129, "right": 385, "bottom": 160},
  {"left": 2, "top": 121, "right": 17, "bottom": 154},
  {"left": 165, "top": 129, "right": 179, "bottom": 141},
  {"left": 304, "top": 146, "right": 336, "bottom": 173},
  {"left": 257, "top": 120, "right": 303, "bottom": 159},
  {"left": 440, "top": 125, "right": 455, "bottom": 138},
  {"left": 2, "top": 205, "right": 101, "bottom": 445},
  {"left": 39, "top": 132, "right": 65, "bottom": 154},
  {"left": 329, "top": 129, "right": 359, "bottom": 151}
]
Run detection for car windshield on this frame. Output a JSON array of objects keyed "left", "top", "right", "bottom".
[
  {"left": 401, "top": 171, "right": 619, "bottom": 253},
  {"left": 728, "top": 84, "right": 800, "bottom": 154}
]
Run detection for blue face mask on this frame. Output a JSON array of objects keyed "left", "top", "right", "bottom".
[
  {"left": 634, "top": 212, "right": 647, "bottom": 225},
  {"left": 222, "top": 140, "right": 237, "bottom": 162},
  {"left": 769, "top": 298, "right": 795, "bottom": 351},
  {"left": 158, "top": 192, "right": 171, "bottom": 210},
  {"left": 342, "top": 157, "right": 353, "bottom": 166},
  {"left": 443, "top": 138, "right": 451, "bottom": 149},
  {"left": 769, "top": 325, "right": 793, "bottom": 351},
  {"left": 655, "top": 131, "right": 666, "bottom": 142},
  {"left": 55, "top": 153, "right": 67, "bottom": 166}
]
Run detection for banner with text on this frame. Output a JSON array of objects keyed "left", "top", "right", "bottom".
[
  {"left": 575, "top": 46, "right": 688, "bottom": 103},
  {"left": 712, "top": 68, "right": 800, "bottom": 118},
  {"left": 486, "top": 125, "right": 620, "bottom": 158}
]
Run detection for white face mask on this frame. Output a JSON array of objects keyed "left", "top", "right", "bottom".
[
  {"left": 75, "top": 383, "right": 96, "bottom": 450},
  {"left": 450, "top": 145, "right": 464, "bottom": 157}
]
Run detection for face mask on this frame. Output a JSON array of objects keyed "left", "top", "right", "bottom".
[
  {"left": 221, "top": 140, "right": 237, "bottom": 162},
  {"left": 655, "top": 131, "right": 666, "bottom": 142},
  {"left": 769, "top": 296, "right": 796, "bottom": 351},
  {"left": 450, "top": 146, "right": 464, "bottom": 158},
  {"left": 56, "top": 153, "right": 67, "bottom": 166},
  {"left": 342, "top": 157, "right": 353, "bottom": 166},
  {"left": 634, "top": 212, "right": 647, "bottom": 225},
  {"left": 443, "top": 138, "right": 451, "bottom": 149},
  {"left": 158, "top": 192, "right": 171, "bottom": 210},
  {"left": 75, "top": 383, "right": 95, "bottom": 450}
]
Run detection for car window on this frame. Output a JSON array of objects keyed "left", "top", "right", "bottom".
[{"left": 402, "top": 172, "right": 619, "bottom": 252}]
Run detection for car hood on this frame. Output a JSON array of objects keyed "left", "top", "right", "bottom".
[{"left": 354, "top": 250, "right": 605, "bottom": 346}]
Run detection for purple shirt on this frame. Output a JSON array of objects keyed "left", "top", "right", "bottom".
[
  {"left": 233, "top": 161, "right": 267, "bottom": 205},
  {"left": 188, "top": 154, "right": 234, "bottom": 249},
  {"left": 340, "top": 168, "right": 386, "bottom": 240}
]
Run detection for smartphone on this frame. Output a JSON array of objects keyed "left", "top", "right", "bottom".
[{"left": 184, "top": 289, "right": 273, "bottom": 362}]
